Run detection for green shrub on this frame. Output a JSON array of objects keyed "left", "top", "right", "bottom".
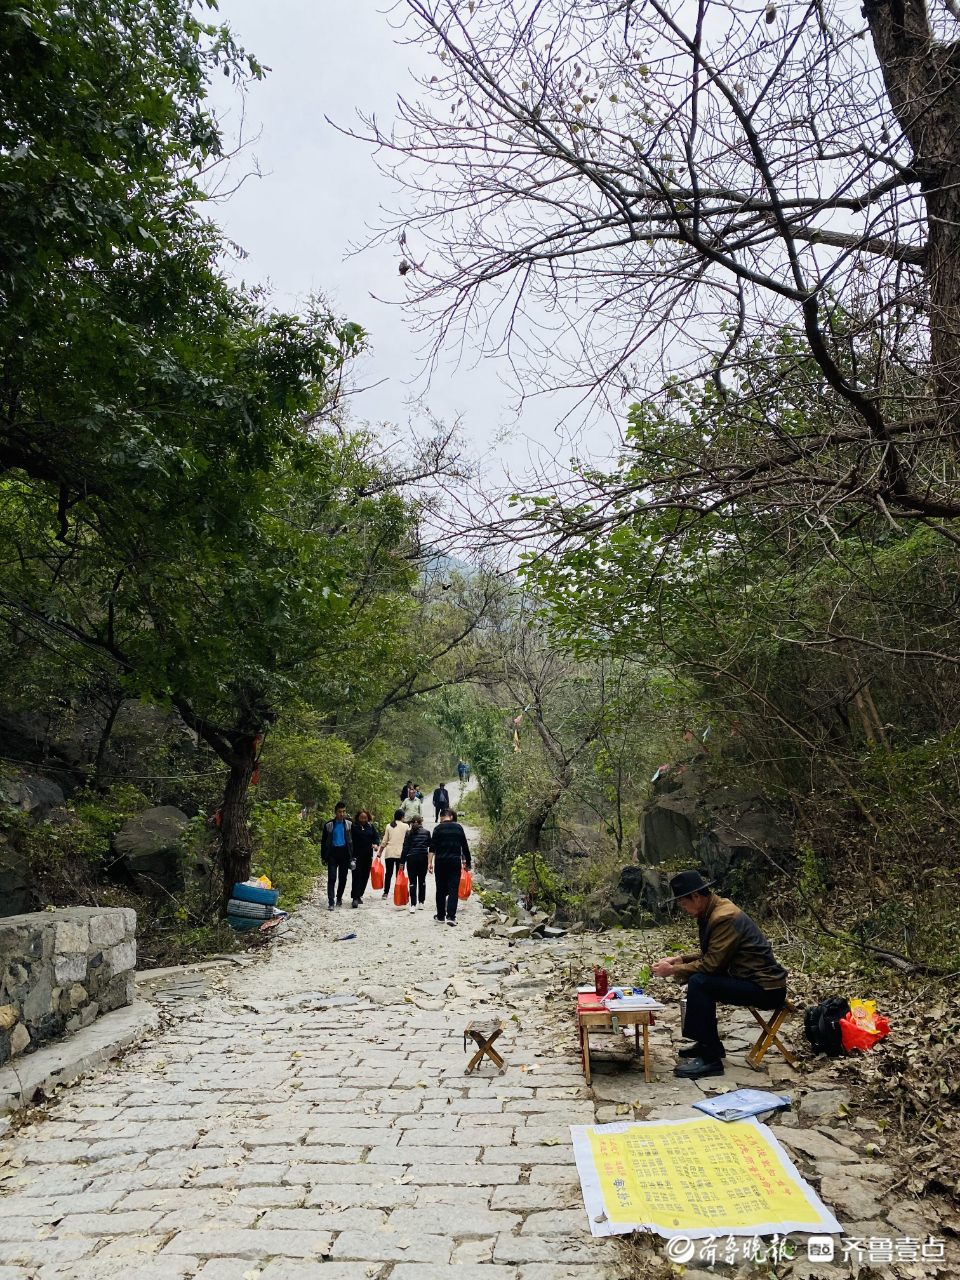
[
  {"left": 251, "top": 799, "right": 321, "bottom": 908},
  {"left": 510, "top": 849, "right": 571, "bottom": 911},
  {"left": 9, "top": 782, "right": 150, "bottom": 888}
]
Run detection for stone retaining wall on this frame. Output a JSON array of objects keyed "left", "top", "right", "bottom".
[{"left": 0, "top": 906, "right": 136, "bottom": 1067}]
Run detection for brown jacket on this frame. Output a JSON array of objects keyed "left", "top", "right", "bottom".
[{"left": 671, "top": 894, "right": 787, "bottom": 991}]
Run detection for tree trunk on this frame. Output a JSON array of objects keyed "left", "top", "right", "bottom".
[
  {"left": 218, "top": 742, "right": 256, "bottom": 915},
  {"left": 169, "top": 698, "right": 266, "bottom": 918},
  {"left": 525, "top": 781, "right": 566, "bottom": 852},
  {"left": 867, "top": 0, "right": 960, "bottom": 435},
  {"left": 91, "top": 694, "right": 123, "bottom": 788}
]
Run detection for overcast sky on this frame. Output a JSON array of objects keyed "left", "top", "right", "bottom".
[{"left": 208, "top": 0, "right": 613, "bottom": 488}]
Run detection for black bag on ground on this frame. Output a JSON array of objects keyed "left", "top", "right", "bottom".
[{"left": 803, "top": 997, "right": 850, "bottom": 1056}]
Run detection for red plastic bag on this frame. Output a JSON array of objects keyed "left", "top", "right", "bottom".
[
  {"left": 370, "top": 856, "right": 384, "bottom": 891},
  {"left": 459, "top": 868, "right": 473, "bottom": 900},
  {"left": 394, "top": 867, "right": 409, "bottom": 906},
  {"left": 840, "top": 1013, "right": 890, "bottom": 1053}
]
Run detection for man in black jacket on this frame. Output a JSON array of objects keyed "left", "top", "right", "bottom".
[
  {"left": 320, "top": 802, "right": 354, "bottom": 910},
  {"left": 428, "top": 808, "right": 471, "bottom": 926},
  {"left": 432, "top": 783, "right": 450, "bottom": 822}
]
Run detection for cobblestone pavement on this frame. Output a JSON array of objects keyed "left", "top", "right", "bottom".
[
  {"left": 2, "top": 783, "right": 943, "bottom": 1280},
  {"left": 0, "top": 793, "right": 634, "bottom": 1280}
]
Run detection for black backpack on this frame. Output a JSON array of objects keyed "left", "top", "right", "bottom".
[{"left": 803, "top": 997, "right": 850, "bottom": 1057}]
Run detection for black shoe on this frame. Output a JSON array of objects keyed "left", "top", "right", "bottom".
[
  {"left": 678, "top": 1042, "right": 726, "bottom": 1059},
  {"left": 327, "top": 902, "right": 335, "bottom": 911},
  {"left": 673, "top": 1057, "right": 724, "bottom": 1079},
  {"left": 351, "top": 900, "right": 360, "bottom": 909}
]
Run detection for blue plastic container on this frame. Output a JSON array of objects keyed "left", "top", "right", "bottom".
[{"left": 232, "top": 881, "right": 279, "bottom": 906}]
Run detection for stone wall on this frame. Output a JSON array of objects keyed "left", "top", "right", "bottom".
[{"left": 0, "top": 906, "right": 136, "bottom": 1067}]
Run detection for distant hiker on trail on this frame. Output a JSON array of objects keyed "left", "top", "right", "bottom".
[
  {"left": 350, "top": 809, "right": 380, "bottom": 908},
  {"left": 432, "top": 783, "right": 450, "bottom": 822},
  {"left": 379, "top": 809, "right": 408, "bottom": 897},
  {"left": 399, "top": 779, "right": 414, "bottom": 801},
  {"left": 401, "top": 814, "right": 431, "bottom": 913},
  {"left": 429, "top": 807, "right": 471, "bottom": 927},
  {"left": 652, "top": 870, "right": 788, "bottom": 1080},
  {"left": 400, "top": 785, "right": 423, "bottom": 822},
  {"left": 320, "top": 801, "right": 353, "bottom": 911},
  {"left": 457, "top": 760, "right": 467, "bottom": 784}
]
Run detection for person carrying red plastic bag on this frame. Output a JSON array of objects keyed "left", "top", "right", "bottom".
[
  {"left": 378, "top": 809, "right": 409, "bottom": 900},
  {"left": 429, "top": 806, "right": 472, "bottom": 927},
  {"left": 400, "top": 815, "right": 430, "bottom": 914},
  {"left": 840, "top": 999, "right": 890, "bottom": 1053}
]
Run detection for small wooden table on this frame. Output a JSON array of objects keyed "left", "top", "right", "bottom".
[{"left": 577, "top": 993, "right": 653, "bottom": 1085}]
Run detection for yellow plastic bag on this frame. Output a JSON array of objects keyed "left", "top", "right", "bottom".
[
  {"left": 252, "top": 875, "right": 272, "bottom": 889},
  {"left": 849, "top": 999, "right": 878, "bottom": 1031}
]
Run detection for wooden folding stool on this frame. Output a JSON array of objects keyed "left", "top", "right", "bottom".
[
  {"left": 746, "top": 998, "right": 798, "bottom": 1069},
  {"left": 464, "top": 1019, "right": 507, "bottom": 1073}
]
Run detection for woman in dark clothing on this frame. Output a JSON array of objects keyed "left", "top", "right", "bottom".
[
  {"left": 350, "top": 810, "right": 380, "bottom": 907},
  {"left": 429, "top": 808, "right": 472, "bottom": 926},
  {"left": 401, "top": 815, "right": 431, "bottom": 913}
]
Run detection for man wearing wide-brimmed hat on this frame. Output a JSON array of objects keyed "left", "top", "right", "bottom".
[{"left": 651, "top": 870, "right": 788, "bottom": 1080}]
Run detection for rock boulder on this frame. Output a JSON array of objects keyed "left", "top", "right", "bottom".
[
  {"left": 0, "top": 845, "right": 31, "bottom": 918},
  {"left": 637, "top": 757, "right": 793, "bottom": 894},
  {"left": 0, "top": 773, "right": 66, "bottom": 821},
  {"left": 113, "top": 805, "right": 190, "bottom": 892}
]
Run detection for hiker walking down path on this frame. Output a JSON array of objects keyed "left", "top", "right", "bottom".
[
  {"left": 431, "top": 782, "right": 449, "bottom": 822},
  {"left": 320, "top": 801, "right": 353, "bottom": 910},
  {"left": 350, "top": 809, "right": 380, "bottom": 908},
  {"left": 401, "top": 814, "right": 430, "bottom": 913},
  {"left": 400, "top": 784, "right": 423, "bottom": 823},
  {"left": 378, "top": 808, "right": 408, "bottom": 897},
  {"left": 429, "top": 807, "right": 471, "bottom": 926}
]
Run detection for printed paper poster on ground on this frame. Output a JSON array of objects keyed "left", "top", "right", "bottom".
[{"left": 571, "top": 1115, "right": 842, "bottom": 1239}]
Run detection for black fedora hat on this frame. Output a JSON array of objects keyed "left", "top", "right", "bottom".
[{"left": 660, "top": 870, "right": 716, "bottom": 905}]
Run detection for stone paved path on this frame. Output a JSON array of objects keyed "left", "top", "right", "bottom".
[
  {"left": 2, "top": 785, "right": 942, "bottom": 1280},
  {"left": 0, "top": 785, "right": 630, "bottom": 1280}
]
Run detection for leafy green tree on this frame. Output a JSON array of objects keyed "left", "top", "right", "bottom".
[
  {"left": 0, "top": 0, "right": 328, "bottom": 500},
  {"left": 0, "top": 0, "right": 501, "bottom": 915},
  {"left": 0, "top": 423, "right": 422, "bottom": 907}
]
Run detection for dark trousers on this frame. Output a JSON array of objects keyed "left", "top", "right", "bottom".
[
  {"left": 382, "top": 857, "right": 400, "bottom": 893},
  {"left": 434, "top": 806, "right": 443, "bottom": 822},
  {"left": 684, "top": 972, "right": 785, "bottom": 1057},
  {"left": 435, "top": 857, "right": 462, "bottom": 920},
  {"left": 406, "top": 855, "right": 428, "bottom": 905},
  {"left": 326, "top": 856, "right": 350, "bottom": 905},
  {"left": 351, "top": 852, "right": 373, "bottom": 902}
]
